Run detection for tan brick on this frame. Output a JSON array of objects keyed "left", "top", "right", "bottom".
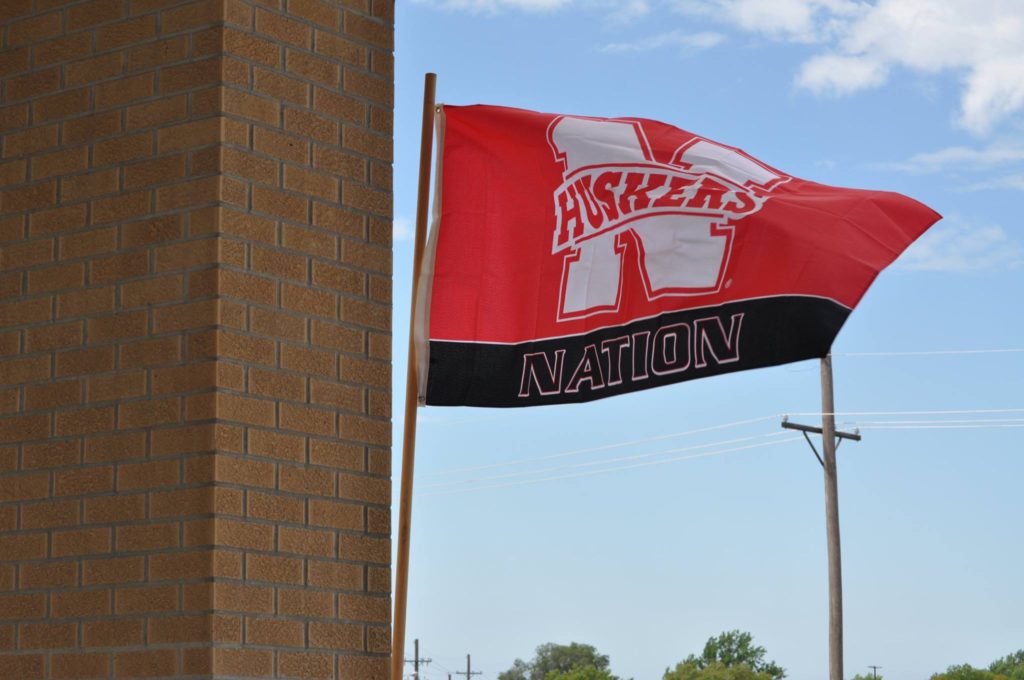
[
  {"left": 68, "top": 0, "right": 124, "bottom": 30},
  {"left": 249, "top": 366, "right": 306, "bottom": 401},
  {"left": 309, "top": 498, "right": 362, "bottom": 530},
  {"left": 254, "top": 126, "right": 309, "bottom": 164},
  {"left": 309, "top": 621, "right": 362, "bottom": 650},
  {"left": 54, "top": 465, "right": 113, "bottom": 496},
  {"left": 52, "top": 527, "right": 113, "bottom": 558},
  {"left": 317, "top": 31, "right": 367, "bottom": 66},
  {"left": 246, "top": 616, "right": 305, "bottom": 647},
  {"left": 82, "top": 618, "right": 144, "bottom": 648},
  {"left": 51, "top": 652, "right": 109, "bottom": 679},
  {"left": 256, "top": 8, "right": 311, "bottom": 48},
  {"left": 281, "top": 402, "right": 335, "bottom": 436},
  {"left": 117, "top": 458, "right": 180, "bottom": 490},
  {"left": 0, "top": 654, "right": 43, "bottom": 679},
  {"left": 0, "top": 532, "right": 48, "bottom": 560},
  {"left": 51, "top": 589, "right": 111, "bottom": 618},
  {"left": 280, "top": 651, "right": 335, "bottom": 679},
  {"left": 288, "top": 342, "right": 339, "bottom": 375},
  {"left": 148, "top": 614, "right": 238, "bottom": 644},
  {"left": 248, "top": 428, "right": 305, "bottom": 462},
  {"left": 85, "top": 493, "right": 145, "bottom": 524},
  {"left": 116, "top": 522, "right": 179, "bottom": 552},
  {"left": 126, "top": 97, "right": 187, "bottom": 135},
  {"left": 91, "top": 250, "right": 150, "bottom": 284},
  {"left": 115, "top": 585, "right": 177, "bottom": 614},
  {"left": 56, "top": 346, "right": 115, "bottom": 377},
  {"left": 308, "top": 560, "right": 362, "bottom": 590},
  {"left": 33, "top": 88, "right": 91, "bottom": 124},
  {"left": 84, "top": 431, "right": 146, "bottom": 463},
  {"left": 279, "top": 526, "right": 334, "bottom": 558},
  {"left": 247, "top": 490, "right": 304, "bottom": 524},
  {"left": 22, "top": 440, "right": 80, "bottom": 469},
  {"left": 314, "top": 87, "right": 365, "bottom": 125},
  {"left": 212, "top": 648, "right": 274, "bottom": 678},
  {"left": 34, "top": 32, "right": 91, "bottom": 67},
  {"left": 311, "top": 380, "right": 362, "bottom": 412},
  {"left": 83, "top": 555, "right": 145, "bottom": 585},
  {"left": 86, "top": 372, "right": 144, "bottom": 403},
  {"left": 279, "top": 588, "right": 334, "bottom": 619},
  {"left": 20, "top": 562, "right": 78, "bottom": 590},
  {"left": 127, "top": 35, "right": 189, "bottom": 72},
  {"left": 22, "top": 499, "right": 80, "bottom": 529}
]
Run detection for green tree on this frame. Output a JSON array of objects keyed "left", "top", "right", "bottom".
[
  {"left": 545, "top": 667, "right": 618, "bottom": 680},
  {"left": 930, "top": 664, "right": 1010, "bottom": 680},
  {"left": 990, "top": 651, "right": 1024, "bottom": 680},
  {"left": 851, "top": 674, "right": 883, "bottom": 680},
  {"left": 498, "top": 642, "right": 617, "bottom": 680},
  {"left": 664, "top": 631, "right": 785, "bottom": 680}
]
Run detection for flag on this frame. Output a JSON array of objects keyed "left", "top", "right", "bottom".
[{"left": 414, "top": 104, "right": 940, "bottom": 407}]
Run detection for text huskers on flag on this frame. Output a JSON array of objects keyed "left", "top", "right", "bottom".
[{"left": 415, "top": 105, "right": 941, "bottom": 407}]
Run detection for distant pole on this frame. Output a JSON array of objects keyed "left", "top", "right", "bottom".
[
  {"left": 821, "top": 354, "right": 843, "bottom": 680},
  {"left": 455, "top": 654, "right": 482, "bottom": 680},
  {"left": 869, "top": 665, "right": 882, "bottom": 679},
  {"left": 391, "top": 71, "right": 437, "bottom": 680},
  {"left": 404, "top": 639, "right": 432, "bottom": 680}
]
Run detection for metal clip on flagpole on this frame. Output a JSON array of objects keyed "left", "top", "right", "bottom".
[
  {"left": 781, "top": 354, "right": 860, "bottom": 680},
  {"left": 392, "top": 72, "right": 436, "bottom": 680}
]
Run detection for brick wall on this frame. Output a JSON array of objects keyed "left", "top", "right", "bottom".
[{"left": 0, "top": 1, "right": 393, "bottom": 678}]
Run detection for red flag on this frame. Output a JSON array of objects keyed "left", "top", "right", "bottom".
[{"left": 415, "top": 104, "right": 940, "bottom": 407}]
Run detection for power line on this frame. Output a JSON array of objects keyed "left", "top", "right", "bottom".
[
  {"left": 833, "top": 348, "right": 1024, "bottom": 357},
  {"left": 422, "top": 435, "right": 803, "bottom": 498},
  {"left": 420, "top": 408, "right": 1024, "bottom": 483},
  {"left": 420, "top": 432, "right": 790, "bottom": 491},
  {"left": 787, "top": 408, "right": 1024, "bottom": 417},
  {"left": 419, "top": 415, "right": 779, "bottom": 478}
]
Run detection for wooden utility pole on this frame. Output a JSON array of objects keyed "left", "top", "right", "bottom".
[
  {"left": 404, "top": 639, "right": 432, "bottom": 680},
  {"left": 820, "top": 355, "right": 843, "bottom": 680},
  {"left": 782, "top": 355, "right": 861, "bottom": 680},
  {"left": 391, "top": 72, "right": 437, "bottom": 680},
  {"left": 455, "top": 654, "right": 482, "bottom": 680}
]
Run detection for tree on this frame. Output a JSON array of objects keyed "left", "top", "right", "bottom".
[
  {"left": 498, "top": 642, "right": 617, "bottom": 680},
  {"left": 990, "top": 651, "right": 1024, "bottom": 680},
  {"left": 664, "top": 631, "right": 785, "bottom": 680},
  {"left": 929, "top": 650, "right": 1024, "bottom": 680},
  {"left": 545, "top": 668, "right": 618, "bottom": 680},
  {"left": 851, "top": 674, "right": 883, "bottom": 680},
  {"left": 930, "top": 664, "right": 1009, "bottom": 680}
]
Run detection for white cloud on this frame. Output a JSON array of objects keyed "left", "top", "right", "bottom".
[
  {"left": 880, "top": 143, "right": 1024, "bottom": 173},
  {"left": 413, "top": 0, "right": 570, "bottom": 12},
  {"left": 677, "top": 0, "right": 1024, "bottom": 136},
  {"left": 966, "top": 173, "right": 1024, "bottom": 191},
  {"left": 601, "top": 29, "right": 725, "bottom": 53},
  {"left": 796, "top": 53, "right": 888, "bottom": 95},
  {"left": 896, "top": 216, "right": 1024, "bottom": 271},
  {"left": 394, "top": 217, "right": 414, "bottom": 242}
]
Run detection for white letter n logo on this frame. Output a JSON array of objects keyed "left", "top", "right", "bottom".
[{"left": 547, "top": 116, "right": 786, "bottom": 321}]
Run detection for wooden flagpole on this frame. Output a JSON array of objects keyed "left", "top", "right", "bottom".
[
  {"left": 392, "top": 72, "right": 437, "bottom": 680},
  {"left": 820, "top": 354, "right": 843, "bottom": 680}
]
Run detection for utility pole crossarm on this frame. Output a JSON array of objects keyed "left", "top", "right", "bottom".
[
  {"left": 781, "top": 418, "right": 862, "bottom": 440},
  {"left": 455, "top": 655, "right": 482, "bottom": 680}
]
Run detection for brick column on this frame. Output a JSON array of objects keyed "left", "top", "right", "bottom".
[{"left": 0, "top": 1, "right": 393, "bottom": 678}]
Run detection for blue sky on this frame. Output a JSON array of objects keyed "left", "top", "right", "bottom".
[{"left": 390, "top": 2, "right": 1024, "bottom": 679}]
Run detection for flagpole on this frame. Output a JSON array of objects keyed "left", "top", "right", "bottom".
[
  {"left": 820, "top": 354, "right": 843, "bottom": 680},
  {"left": 392, "top": 72, "right": 436, "bottom": 680}
]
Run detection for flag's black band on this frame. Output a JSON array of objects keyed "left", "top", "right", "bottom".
[{"left": 425, "top": 296, "right": 850, "bottom": 407}]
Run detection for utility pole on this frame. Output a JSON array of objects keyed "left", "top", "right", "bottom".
[
  {"left": 869, "top": 665, "right": 883, "bottom": 679},
  {"left": 781, "top": 355, "right": 862, "bottom": 680},
  {"left": 455, "top": 654, "right": 482, "bottom": 680},
  {"left": 404, "top": 638, "right": 432, "bottom": 680}
]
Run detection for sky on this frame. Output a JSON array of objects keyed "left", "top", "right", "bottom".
[{"left": 389, "top": 2, "right": 1024, "bottom": 680}]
